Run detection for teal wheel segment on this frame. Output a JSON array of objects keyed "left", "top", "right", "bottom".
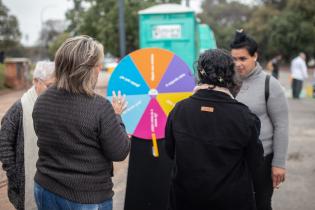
[
  {"left": 107, "top": 55, "right": 150, "bottom": 96},
  {"left": 107, "top": 94, "right": 151, "bottom": 135}
]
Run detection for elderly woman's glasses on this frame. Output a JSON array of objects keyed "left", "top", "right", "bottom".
[{"left": 39, "top": 79, "right": 53, "bottom": 88}]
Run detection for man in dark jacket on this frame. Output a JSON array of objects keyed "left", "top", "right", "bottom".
[{"left": 165, "top": 49, "right": 264, "bottom": 210}]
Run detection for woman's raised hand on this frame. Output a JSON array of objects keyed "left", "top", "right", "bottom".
[{"left": 111, "top": 90, "right": 128, "bottom": 115}]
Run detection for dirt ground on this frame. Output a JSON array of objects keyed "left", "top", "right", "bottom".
[{"left": 0, "top": 70, "right": 314, "bottom": 210}]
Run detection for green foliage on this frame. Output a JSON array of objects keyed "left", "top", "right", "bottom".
[
  {"left": 66, "top": 0, "right": 181, "bottom": 56},
  {"left": 287, "top": 0, "right": 315, "bottom": 20},
  {"left": 65, "top": 0, "right": 85, "bottom": 34},
  {"left": 243, "top": 5, "right": 280, "bottom": 60},
  {"left": 39, "top": 20, "right": 66, "bottom": 47},
  {"left": 36, "top": 19, "right": 67, "bottom": 59},
  {"left": 258, "top": 0, "right": 287, "bottom": 10},
  {"left": 200, "top": 0, "right": 315, "bottom": 61},
  {"left": 199, "top": 0, "right": 253, "bottom": 49},
  {"left": 266, "top": 0, "right": 315, "bottom": 60},
  {"left": 0, "top": 0, "right": 21, "bottom": 53},
  {"left": 64, "top": 0, "right": 315, "bottom": 61},
  {"left": 48, "top": 32, "right": 71, "bottom": 60},
  {"left": 268, "top": 12, "right": 315, "bottom": 60}
]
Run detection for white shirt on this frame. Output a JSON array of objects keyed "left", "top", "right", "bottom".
[{"left": 290, "top": 56, "right": 308, "bottom": 80}]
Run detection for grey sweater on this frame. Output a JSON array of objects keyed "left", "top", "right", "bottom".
[
  {"left": 32, "top": 87, "right": 130, "bottom": 203},
  {"left": 236, "top": 63, "right": 289, "bottom": 168}
]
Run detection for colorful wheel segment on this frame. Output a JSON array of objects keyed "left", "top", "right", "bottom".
[{"left": 107, "top": 48, "right": 196, "bottom": 139}]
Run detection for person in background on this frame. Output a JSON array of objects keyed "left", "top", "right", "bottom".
[
  {"left": 165, "top": 49, "right": 263, "bottom": 210},
  {"left": 267, "top": 55, "right": 282, "bottom": 79},
  {"left": 230, "top": 30, "right": 289, "bottom": 210},
  {"left": 0, "top": 61, "right": 55, "bottom": 210},
  {"left": 290, "top": 52, "right": 308, "bottom": 99},
  {"left": 32, "top": 35, "right": 130, "bottom": 210}
]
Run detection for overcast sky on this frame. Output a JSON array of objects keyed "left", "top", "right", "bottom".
[
  {"left": 3, "top": 0, "right": 254, "bottom": 46},
  {"left": 3, "top": 0, "right": 73, "bottom": 46}
]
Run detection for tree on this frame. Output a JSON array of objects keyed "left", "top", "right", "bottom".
[
  {"left": 48, "top": 32, "right": 71, "bottom": 59},
  {"left": 37, "top": 19, "right": 67, "bottom": 59},
  {"left": 199, "top": 0, "right": 253, "bottom": 49},
  {"left": 243, "top": 5, "right": 280, "bottom": 60},
  {"left": 266, "top": 0, "right": 315, "bottom": 59},
  {"left": 66, "top": 0, "right": 181, "bottom": 56},
  {"left": 243, "top": 0, "right": 315, "bottom": 60},
  {"left": 39, "top": 19, "right": 67, "bottom": 47},
  {"left": 65, "top": 0, "right": 85, "bottom": 35},
  {"left": 0, "top": 0, "right": 21, "bottom": 55},
  {"left": 257, "top": 0, "right": 287, "bottom": 9}
]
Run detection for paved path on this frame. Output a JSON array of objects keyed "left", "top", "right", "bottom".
[
  {"left": 273, "top": 98, "right": 315, "bottom": 210},
  {"left": 0, "top": 70, "right": 314, "bottom": 210}
]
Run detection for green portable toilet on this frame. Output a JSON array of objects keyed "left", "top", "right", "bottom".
[
  {"left": 198, "top": 24, "right": 217, "bottom": 53},
  {"left": 138, "top": 4, "right": 198, "bottom": 72}
]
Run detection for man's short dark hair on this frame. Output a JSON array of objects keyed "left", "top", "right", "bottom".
[{"left": 230, "top": 30, "right": 258, "bottom": 56}]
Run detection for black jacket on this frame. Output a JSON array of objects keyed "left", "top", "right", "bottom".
[{"left": 165, "top": 89, "right": 264, "bottom": 210}]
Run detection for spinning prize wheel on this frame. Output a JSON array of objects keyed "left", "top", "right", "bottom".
[{"left": 107, "top": 48, "right": 196, "bottom": 156}]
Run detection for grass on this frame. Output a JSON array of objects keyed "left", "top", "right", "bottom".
[{"left": 0, "top": 64, "right": 5, "bottom": 90}]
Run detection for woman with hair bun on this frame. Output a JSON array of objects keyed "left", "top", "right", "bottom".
[
  {"left": 165, "top": 49, "right": 264, "bottom": 210},
  {"left": 230, "top": 30, "right": 289, "bottom": 210}
]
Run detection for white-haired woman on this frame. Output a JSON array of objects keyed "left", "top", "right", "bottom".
[
  {"left": 0, "top": 61, "right": 55, "bottom": 210},
  {"left": 32, "top": 36, "right": 130, "bottom": 210}
]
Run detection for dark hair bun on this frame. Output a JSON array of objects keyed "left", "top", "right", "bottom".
[{"left": 234, "top": 30, "right": 247, "bottom": 44}]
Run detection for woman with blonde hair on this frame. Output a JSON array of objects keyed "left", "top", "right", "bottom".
[{"left": 32, "top": 35, "right": 130, "bottom": 210}]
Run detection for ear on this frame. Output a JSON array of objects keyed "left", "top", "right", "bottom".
[
  {"left": 95, "top": 64, "right": 102, "bottom": 73},
  {"left": 33, "top": 78, "right": 38, "bottom": 85},
  {"left": 98, "top": 64, "right": 103, "bottom": 73},
  {"left": 254, "top": 52, "right": 258, "bottom": 61}
]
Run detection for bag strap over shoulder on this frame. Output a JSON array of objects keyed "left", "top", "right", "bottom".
[{"left": 265, "top": 74, "right": 270, "bottom": 103}]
